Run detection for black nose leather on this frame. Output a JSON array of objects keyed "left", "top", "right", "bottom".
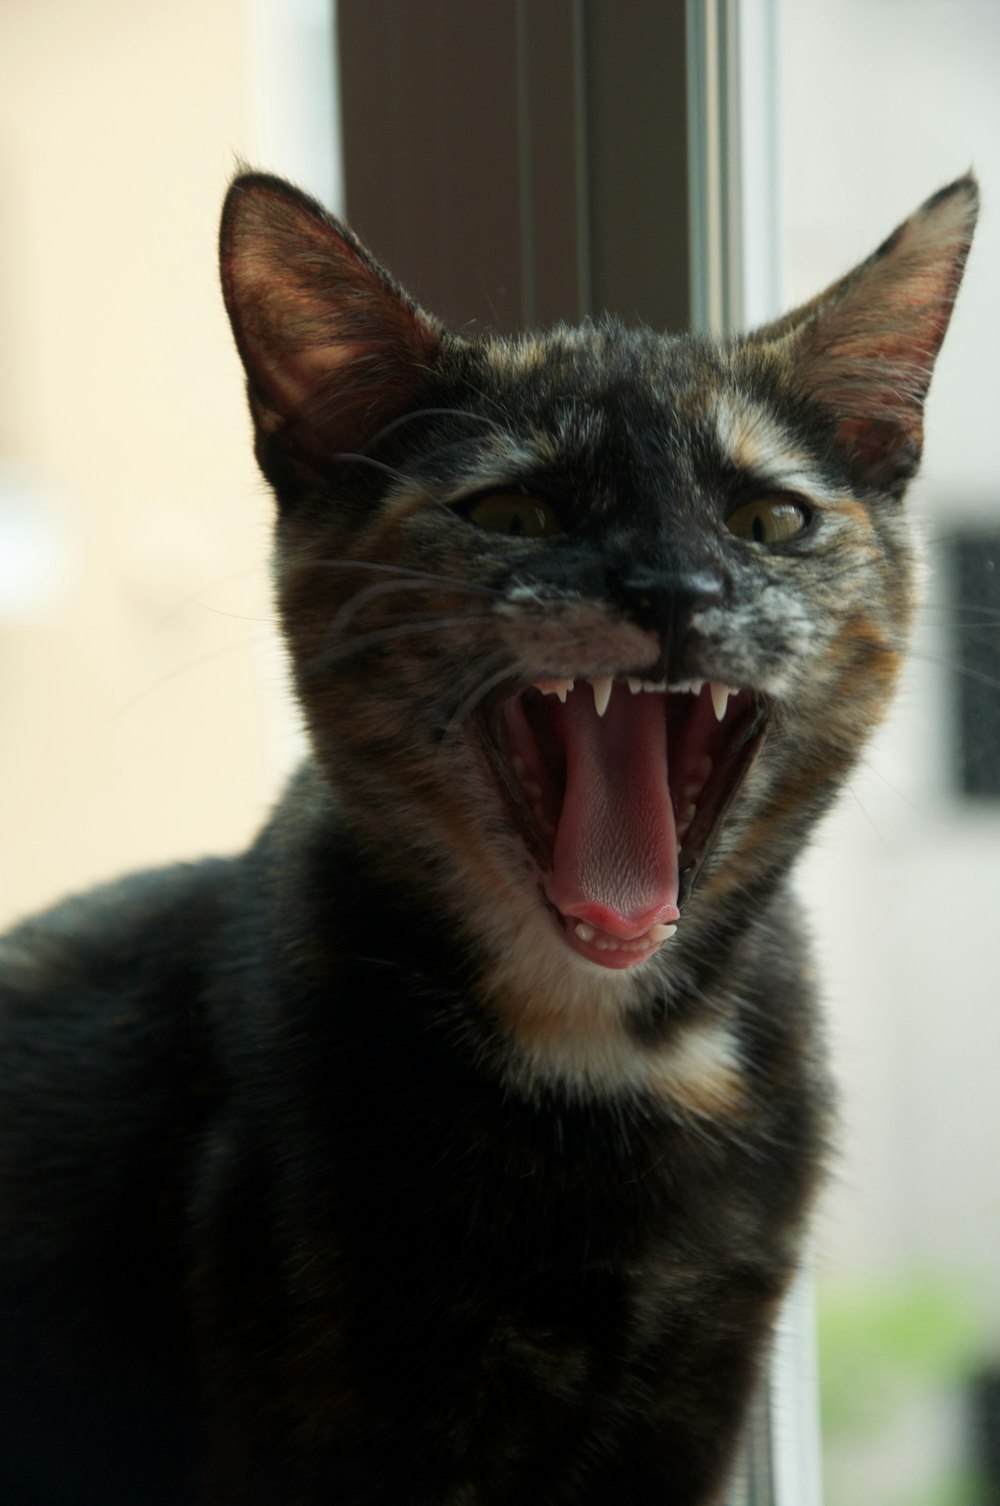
[{"left": 610, "top": 566, "right": 725, "bottom": 681}]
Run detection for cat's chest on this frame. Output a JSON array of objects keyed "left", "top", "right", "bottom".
[{"left": 321, "top": 1015, "right": 743, "bottom": 1284}]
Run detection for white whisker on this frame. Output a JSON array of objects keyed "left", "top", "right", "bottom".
[
  {"left": 307, "top": 614, "right": 498, "bottom": 675},
  {"left": 443, "top": 660, "right": 518, "bottom": 737},
  {"left": 326, "top": 577, "right": 496, "bottom": 640}
]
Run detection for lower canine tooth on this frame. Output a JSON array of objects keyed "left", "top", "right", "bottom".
[
  {"left": 648, "top": 923, "right": 678, "bottom": 942},
  {"left": 575, "top": 922, "right": 596, "bottom": 942}
]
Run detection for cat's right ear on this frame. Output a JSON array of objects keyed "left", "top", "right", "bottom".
[
  {"left": 750, "top": 174, "right": 978, "bottom": 494},
  {"left": 219, "top": 172, "right": 441, "bottom": 474}
]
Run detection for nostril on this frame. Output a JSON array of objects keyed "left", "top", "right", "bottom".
[
  {"left": 612, "top": 568, "right": 726, "bottom": 622},
  {"left": 609, "top": 566, "right": 727, "bottom": 680}
]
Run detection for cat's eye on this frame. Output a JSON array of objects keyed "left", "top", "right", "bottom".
[
  {"left": 461, "top": 493, "right": 563, "bottom": 539},
  {"left": 726, "top": 497, "right": 810, "bottom": 545}
]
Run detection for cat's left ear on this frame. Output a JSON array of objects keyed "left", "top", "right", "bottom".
[
  {"left": 752, "top": 174, "right": 978, "bottom": 492},
  {"left": 219, "top": 171, "right": 441, "bottom": 470}
]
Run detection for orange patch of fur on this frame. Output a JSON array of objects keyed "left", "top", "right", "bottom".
[{"left": 645, "top": 1021, "right": 749, "bottom": 1122}]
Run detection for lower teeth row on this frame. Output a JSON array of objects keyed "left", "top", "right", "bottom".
[{"left": 574, "top": 921, "right": 678, "bottom": 951}]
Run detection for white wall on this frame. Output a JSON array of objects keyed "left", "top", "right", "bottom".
[{"left": 776, "top": 0, "right": 1000, "bottom": 1323}]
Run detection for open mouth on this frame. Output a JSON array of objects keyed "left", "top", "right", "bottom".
[{"left": 481, "top": 675, "right": 765, "bottom": 970}]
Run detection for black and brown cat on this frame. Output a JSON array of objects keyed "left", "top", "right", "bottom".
[{"left": 0, "top": 171, "right": 977, "bottom": 1504}]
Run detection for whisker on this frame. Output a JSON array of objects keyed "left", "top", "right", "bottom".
[
  {"left": 443, "top": 657, "right": 520, "bottom": 738},
  {"left": 851, "top": 756, "right": 932, "bottom": 820},
  {"left": 298, "top": 558, "right": 501, "bottom": 597},
  {"left": 451, "top": 375, "right": 519, "bottom": 426},
  {"left": 153, "top": 567, "right": 268, "bottom": 633},
  {"left": 362, "top": 406, "right": 509, "bottom": 452},
  {"left": 111, "top": 635, "right": 272, "bottom": 721},
  {"left": 326, "top": 452, "right": 411, "bottom": 484},
  {"left": 841, "top": 780, "right": 895, "bottom": 855},
  {"left": 906, "top": 648, "right": 1000, "bottom": 696},
  {"left": 413, "top": 434, "right": 521, "bottom": 481},
  {"left": 843, "top": 632, "right": 1000, "bottom": 696},
  {"left": 919, "top": 599, "right": 1000, "bottom": 615},
  {"left": 162, "top": 601, "right": 274, "bottom": 625},
  {"left": 429, "top": 647, "right": 510, "bottom": 725},
  {"left": 306, "top": 614, "right": 498, "bottom": 675},
  {"left": 327, "top": 577, "right": 497, "bottom": 640}
]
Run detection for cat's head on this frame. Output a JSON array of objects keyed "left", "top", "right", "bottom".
[{"left": 220, "top": 172, "right": 976, "bottom": 993}]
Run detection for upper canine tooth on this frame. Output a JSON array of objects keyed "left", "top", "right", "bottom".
[
  {"left": 591, "top": 676, "right": 613, "bottom": 718},
  {"left": 709, "top": 681, "right": 730, "bottom": 721}
]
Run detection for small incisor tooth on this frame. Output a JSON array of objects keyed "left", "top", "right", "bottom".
[
  {"left": 535, "top": 678, "right": 574, "bottom": 702},
  {"left": 591, "top": 676, "right": 613, "bottom": 717}
]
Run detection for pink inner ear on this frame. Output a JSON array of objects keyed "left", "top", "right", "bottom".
[
  {"left": 836, "top": 415, "right": 917, "bottom": 488},
  {"left": 256, "top": 340, "right": 376, "bottom": 418},
  {"left": 766, "top": 176, "right": 977, "bottom": 490},
  {"left": 221, "top": 176, "right": 442, "bottom": 454}
]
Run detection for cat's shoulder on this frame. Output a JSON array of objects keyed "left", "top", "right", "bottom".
[{"left": 0, "top": 857, "right": 238, "bottom": 1031}]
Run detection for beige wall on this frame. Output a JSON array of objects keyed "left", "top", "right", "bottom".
[{"left": 0, "top": 0, "right": 303, "bottom": 928}]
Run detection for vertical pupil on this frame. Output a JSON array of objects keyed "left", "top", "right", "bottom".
[
  {"left": 509, "top": 510, "right": 524, "bottom": 536},
  {"left": 751, "top": 512, "right": 766, "bottom": 543}
]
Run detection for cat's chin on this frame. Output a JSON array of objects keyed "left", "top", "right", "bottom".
[{"left": 479, "top": 677, "right": 766, "bottom": 970}]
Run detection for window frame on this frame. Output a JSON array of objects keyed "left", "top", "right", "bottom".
[{"left": 332, "top": 4, "right": 821, "bottom": 1500}]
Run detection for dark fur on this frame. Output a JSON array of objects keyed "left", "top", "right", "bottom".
[{"left": 0, "top": 173, "right": 977, "bottom": 1504}]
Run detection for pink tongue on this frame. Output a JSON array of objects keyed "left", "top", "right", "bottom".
[{"left": 545, "top": 684, "right": 679, "bottom": 937}]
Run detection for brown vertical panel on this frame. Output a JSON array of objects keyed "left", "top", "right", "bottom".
[
  {"left": 336, "top": 0, "right": 692, "bottom": 335},
  {"left": 338, "top": 0, "right": 524, "bottom": 332},
  {"left": 584, "top": 0, "right": 691, "bottom": 332},
  {"left": 519, "top": 0, "right": 587, "bottom": 326}
]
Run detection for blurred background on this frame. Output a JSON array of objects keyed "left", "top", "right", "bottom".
[{"left": 0, "top": 3, "right": 996, "bottom": 1502}]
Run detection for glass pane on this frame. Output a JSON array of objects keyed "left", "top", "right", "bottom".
[{"left": 774, "top": 4, "right": 1000, "bottom": 1503}]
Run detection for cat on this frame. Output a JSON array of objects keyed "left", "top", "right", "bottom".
[{"left": 0, "top": 169, "right": 977, "bottom": 1506}]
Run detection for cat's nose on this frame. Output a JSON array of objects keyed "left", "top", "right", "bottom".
[{"left": 610, "top": 565, "right": 726, "bottom": 681}]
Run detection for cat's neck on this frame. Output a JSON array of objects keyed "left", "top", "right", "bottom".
[{"left": 259, "top": 760, "right": 760, "bottom": 1126}]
